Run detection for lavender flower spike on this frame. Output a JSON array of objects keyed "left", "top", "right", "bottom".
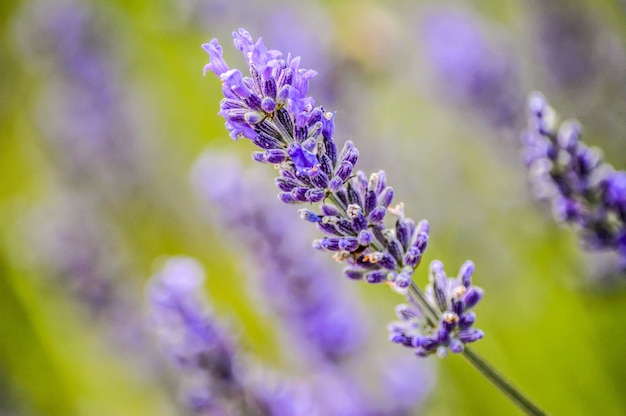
[
  {"left": 523, "top": 92, "right": 626, "bottom": 270},
  {"left": 389, "top": 260, "right": 484, "bottom": 358},
  {"left": 147, "top": 257, "right": 269, "bottom": 415},
  {"left": 202, "top": 29, "right": 432, "bottom": 295},
  {"left": 202, "top": 28, "right": 484, "bottom": 361},
  {"left": 199, "top": 28, "right": 549, "bottom": 416}
]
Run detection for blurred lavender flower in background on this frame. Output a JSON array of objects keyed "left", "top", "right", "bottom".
[
  {"left": 530, "top": 1, "right": 606, "bottom": 89},
  {"left": 523, "top": 92, "right": 626, "bottom": 270},
  {"left": 191, "top": 152, "right": 367, "bottom": 362},
  {"left": 191, "top": 152, "right": 433, "bottom": 415},
  {"left": 418, "top": 8, "right": 523, "bottom": 131},
  {"left": 23, "top": 192, "right": 150, "bottom": 353},
  {"left": 14, "top": 0, "right": 145, "bottom": 201},
  {"left": 527, "top": 0, "right": 626, "bottom": 164},
  {"left": 148, "top": 256, "right": 316, "bottom": 416}
]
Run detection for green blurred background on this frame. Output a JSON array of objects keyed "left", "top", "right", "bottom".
[{"left": 1, "top": 0, "right": 626, "bottom": 414}]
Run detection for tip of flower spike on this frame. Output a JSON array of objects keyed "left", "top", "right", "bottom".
[
  {"left": 416, "top": 219, "right": 430, "bottom": 236},
  {"left": 527, "top": 91, "right": 547, "bottom": 114},
  {"left": 151, "top": 256, "right": 205, "bottom": 295},
  {"left": 202, "top": 39, "right": 229, "bottom": 77}
]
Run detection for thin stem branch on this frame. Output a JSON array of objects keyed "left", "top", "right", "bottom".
[
  {"left": 407, "top": 282, "right": 546, "bottom": 415},
  {"left": 462, "top": 347, "right": 547, "bottom": 416},
  {"left": 408, "top": 280, "right": 439, "bottom": 326}
]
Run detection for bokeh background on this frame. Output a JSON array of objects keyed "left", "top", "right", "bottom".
[{"left": 2, "top": 0, "right": 626, "bottom": 414}]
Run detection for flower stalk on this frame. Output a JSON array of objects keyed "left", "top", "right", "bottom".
[
  {"left": 202, "top": 27, "right": 547, "bottom": 415},
  {"left": 462, "top": 347, "right": 546, "bottom": 416}
]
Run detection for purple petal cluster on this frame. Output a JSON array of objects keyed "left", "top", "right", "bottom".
[
  {"left": 389, "top": 260, "right": 484, "bottom": 358},
  {"left": 203, "top": 29, "right": 431, "bottom": 295},
  {"left": 147, "top": 257, "right": 248, "bottom": 414},
  {"left": 202, "top": 28, "right": 484, "bottom": 360},
  {"left": 148, "top": 256, "right": 320, "bottom": 415},
  {"left": 523, "top": 92, "right": 626, "bottom": 269}
]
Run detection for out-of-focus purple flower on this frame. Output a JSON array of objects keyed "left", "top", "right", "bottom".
[
  {"left": 419, "top": 8, "right": 523, "bottom": 130},
  {"left": 531, "top": 2, "right": 602, "bottom": 88},
  {"left": 24, "top": 194, "right": 149, "bottom": 352},
  {"left": 15, "top": 0, "right": 142, "bottom": 198},
  {"left": 523, "top": 92, "right": 626, "bottom": 270},
  {"left": 192, "top": 153, "right": 433, "bottom": 413},
  {"left": 192, "top": 152, "right": 366, "bottom": 362},
  {"left": 149, "top": 256, "right": 314, "bottom": 416},
  {"left": 389, "top": 260, "right": 484, "bottom": 358}
]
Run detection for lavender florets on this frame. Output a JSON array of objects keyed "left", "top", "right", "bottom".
[
  {"left": 202, "top": 28, "right": 484, "bottom": 358},
  {"left": 148, "top": 258, "right": 242, "bottom": 410},
  {"left": 523, "top": 92, "right": 626, "bottom": 270},
  {"left": 147, "top": 257, "right": 271, "bottom": 415},
  {"left": 204, "top": 29, "right": 430, "bottom": 293},
  {"left": 388, "top": 260, "right": 484, "bottom": 358}
]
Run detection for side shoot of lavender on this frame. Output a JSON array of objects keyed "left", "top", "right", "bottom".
[
  {"left": 202, "top": 28, "right": 546, "bottom": 415},
  {"left": 524, "top": 92, "right": 626, "bottom": 271}
]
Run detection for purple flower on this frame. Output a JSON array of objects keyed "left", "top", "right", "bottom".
[
  {"left": 419, "top": 8, "right": 523, "bottom": 130},
  {"left": 202, "top": 30, "right": 433, "bottom": 293},
  {"left": 523, "top": 92, "right": 626, "bottom": 270},
  {"left": 147, "top": 257, "right": 238, "bottom": 376},
  {"left": 15, "top": 0, "right": 142, "bottom": 200},
  {"left": 530, "top": 2, "right": 602, "bottom": 88},
  {"left": 202, "top": 39, "right": 230, "bottom": 77},
  {"left": 148, "top": 256, "right": 319, "bottom": 415},
  {"left": 25, "top": 194, "right": 151, "bottom": 353},
  {"left": 389, "top": 260, "right": 484, "bottom": 358},
  {"left": 202, "top": 28, "right": 483, "bottom": 364}
]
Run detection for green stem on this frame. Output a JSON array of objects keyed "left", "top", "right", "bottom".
[
  {"left": 408, "top": 280, "right": 439, "bottom": 325},
  {"left": 407, "top": 282, "right": 546, "bottom": 415},
  {"left": 462, "top": 347, "right": 547, "bottom": 416}
]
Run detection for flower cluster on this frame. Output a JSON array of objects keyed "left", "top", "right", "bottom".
[
  {"left": 148, "top": 256, "right": 319, "bottom": 415},
  {"left": 203, "top": 28, "right": 484, "bottom": 357},
  {"left": 148, "top": 256, "right": 428, "bottom": 415},
  {"left": 147, "top": 257, "right": 249, "bottom": 414},
  {"left": 389, "top": 260, "right": 484, "bottom": 357},
  {"left": 203, "top": 28, "right": 430, "bottom": 294},
  {"left": 16, "top": 0, "right": 142, "bottom": 198},
  {"left": 523, "top": 92, "right": 626, "bottom": 269},
  {"left": 419, "top": 8, "right": 522, "bottom": 130}
]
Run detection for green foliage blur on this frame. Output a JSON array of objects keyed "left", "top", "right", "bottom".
[{"left": 1, "top": 0, "right": 626, "bottom": 414}]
